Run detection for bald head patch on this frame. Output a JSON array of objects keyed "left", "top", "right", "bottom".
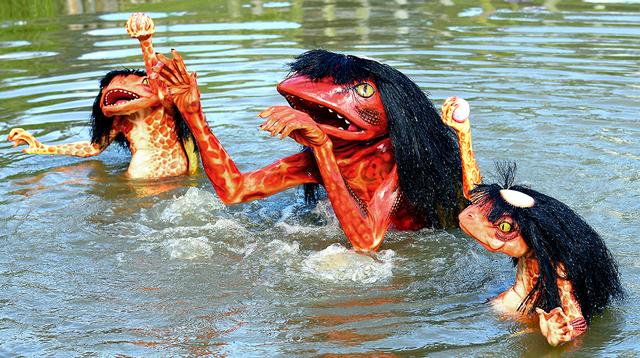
[{"left": 500, "top": 189, "right": 535, "bottom": 208}]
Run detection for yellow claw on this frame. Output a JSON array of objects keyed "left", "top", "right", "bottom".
[{"left": 126, "top": 12, "right": 155, "bottom": 39}]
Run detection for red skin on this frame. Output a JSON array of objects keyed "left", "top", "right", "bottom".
[
  {"left": 444, "top": 99, "right": 587, "bottom": 346},
  {"left": 154, "top": 50, "right": 424, "bottom": 252},
  {"left": 7, "top": 13, "right": 193, "bottom": 180}
]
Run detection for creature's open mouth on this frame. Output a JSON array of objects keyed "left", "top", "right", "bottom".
[
  {"left": 283, "top": 94, "right": 362, "bottom": 132},
  {"left": 103, "top": 89, "right": 140, "bottom": 107}
]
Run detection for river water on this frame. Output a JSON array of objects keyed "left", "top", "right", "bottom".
[{"left": 0, "top": 0, "right": 638, "bottom": 356}]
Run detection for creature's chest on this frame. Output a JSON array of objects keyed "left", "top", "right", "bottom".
[
  {"left": 117, "top": 112, "right": 179, "bottom": 152},
  {"left": 335, "top": 142, "right": 395, "bottom": 202}
]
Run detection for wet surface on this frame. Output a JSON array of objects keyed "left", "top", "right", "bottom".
[{"left": 0, "top": 0, "right": 638, "bottom": 355}]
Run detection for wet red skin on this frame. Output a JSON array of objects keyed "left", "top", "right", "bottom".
[{"left": 155, "top": 50, "right": 424, "bottom": 252}]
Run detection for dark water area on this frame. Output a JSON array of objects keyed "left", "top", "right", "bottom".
[{"left": 0, "top": 0, "right": 638, "bottom": 356}]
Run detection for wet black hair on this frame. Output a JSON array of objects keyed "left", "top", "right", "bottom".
[
  {"left": 289, "top": 49, "right": 465, "bottom": 227},
  {"left": 470, "top": 162, "right": 624, "bottom": 322},
  {"left": 90, "top": 68, "right": 193, "bottom": 150}
]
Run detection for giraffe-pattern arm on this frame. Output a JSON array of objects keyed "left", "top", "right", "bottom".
[
  {"left": 153, "top": 49, "right": 322, "bottom": 203},
  {"left": 535, "top": 266, "right": 587, "bottom": 346},
  {"left": 126, "top": 13, "right": 158, "bottom": 76},
  {"left": 8, "top": 128, "right": 115, "bottom": 157},
  {"left": 441, "top": 96, "right": 481, "bottom": 200}
]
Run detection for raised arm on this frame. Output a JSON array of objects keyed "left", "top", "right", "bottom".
[
  {"left": 441, "top": 96, "right": 481, "bottom": 200},
  {"left": 153, "top": 49, "right": 320, "bottom": 204},
  {"left": 126, "top": 13, "right": 159, "bottom": 77},
  {"left": 8, "top": 127, "right": 115, "bottom": 157},
  {"left": 259, "top": 106, "right": 399, "bottom": 252}
]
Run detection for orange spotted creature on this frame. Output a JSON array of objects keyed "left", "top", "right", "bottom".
[
  {"left": 154, "top": 49, "right": 466, "bottom": 252},
  {"left": 7, "top": 13, "right": 197, "bottom": 179},
  {"left": 441, "top": 97, "right": 623, "bottom": 346}
]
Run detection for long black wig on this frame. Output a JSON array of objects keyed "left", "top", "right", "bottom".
[
  {"left": 289, "top": 49, "right": 465, "bottom": 227},
  {"left": 90, "top": 69, "right": 193, "bottom": 150},
  {"left": 470, "top": 162, "right": 624, "bottom": 322}
]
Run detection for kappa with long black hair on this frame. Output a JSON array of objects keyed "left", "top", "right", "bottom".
[
  {"left": 289, "top": 50, "right": 465, "bottom": 227},
  {"left": 90, "top": 69, "right": 193, "bottom": 150},
  {"left": 470, "top": 162, "right": 624, "bottom": 322}
]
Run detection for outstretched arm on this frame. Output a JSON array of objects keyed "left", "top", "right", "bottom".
[
  {"left": 8, "top": 128, "right": 114, "bottom": 157},
  {"left": 153, "top": 50, "right": 321, "bottom": 204},
  {"left": 259, "top": 106, "right": 399, "bottom": 252},
  {"left": 441, "top": 96, "right": 481, "bottom": 200}
]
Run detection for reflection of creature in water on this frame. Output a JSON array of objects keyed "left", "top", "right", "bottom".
[
  {"left": 442, "top": 97, "right": 624, "bottom": 346},
  {"left": 7, "top": 159, "right": 189, "bottom": 200},
  {"left": 7, "top": 13, "right": 198, "bottom": 180},
  {"left": 155, "top": 48, "right": 465, "bottom": 253}
]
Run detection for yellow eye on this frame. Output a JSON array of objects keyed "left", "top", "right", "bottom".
[
  {"left": 354, "top": 83, "right": 375, "bottom": 98},
  {"left": 142, "top": 77, "right": 149, "bottom": 85},
  {"left": 498, "top": 222, "right": 512, "bottom": 233}
]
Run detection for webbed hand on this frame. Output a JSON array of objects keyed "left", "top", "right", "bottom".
[
  {"left": 8, "top": 128, "right": 45, "bottom": 153},
  {"left": 536, "top": 307, "right": 575, "bottom": 346},
  {"left": 153, "top": 49, "right": 202, "bottom": 115},
  {"left": 126, "top": 12, "right": 155, "bottom": 40},
  {"left": 258, "top": 106, "right": 329, "bottom": 147},
  {"left": 441, "top": 96, "right": 470, "bottom": 134}
]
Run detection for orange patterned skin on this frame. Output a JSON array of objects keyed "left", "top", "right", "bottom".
[
  {"left": 154, "top": 50, "right": 426, "bottom": 252},
  {"left": 8, "top": 13, "right": 191, "bottom": 179},
  {"left": 447, "top": 100, "right": 587, "bottom": 346},
  {"left": 441, "top": 96, "right": 481, "bottom": 200}
]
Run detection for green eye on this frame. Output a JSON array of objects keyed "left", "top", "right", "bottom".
[
  {"left": 498, "top": 222, "right": 512, "bottom": 233},
  {"left": 142, "top": 77, "right": 149, "bottom": 85},
  {"left": 354, "top": 83, "right": 375, "bottom": 98}
]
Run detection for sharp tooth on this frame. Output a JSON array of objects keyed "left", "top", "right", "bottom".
[
  {"left": 344, "top": 119, "right": 350, "bottom": 124},
  {"left": 337, "top": 114, "right": 343, "bottom": 119},
  {"left": 328, "top": 109, "right": 333, "bottom": 113},
  {"left": 319, "top": 105, "right": 324, "bottom": 108}
]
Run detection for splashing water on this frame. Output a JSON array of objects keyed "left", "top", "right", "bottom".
[
  {"left": 164, "top": 236, "right": 214, "bottom": 260},
  {"left": 301, "top": 243, "right": 396, "bottom": 284}
]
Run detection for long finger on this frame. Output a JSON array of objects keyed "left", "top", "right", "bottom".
[
  {"left": 171, "top": 49, "right": 189, "bottom": 82},
  {"left": 270, "top": 116, "right": 294, "bottom": 136},
  {"left": 156, "top": 52, "right": 171, "bottom": 65},
  {"left": 159, "top": 65, "right": 182, "bottom": 85}
]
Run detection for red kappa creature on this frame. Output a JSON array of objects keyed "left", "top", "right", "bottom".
[{"left": 154, "top": 49, "right": 466, "bottom": 251}]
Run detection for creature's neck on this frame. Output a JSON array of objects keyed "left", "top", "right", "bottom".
[
  {"left": 512, "top": 253, "right": 540, "bottom": 305},
  {"left": 455, "top": 127, "right": 481, "bottom": 200}
]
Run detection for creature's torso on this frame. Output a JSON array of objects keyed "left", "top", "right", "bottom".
[
  {"left": 492, "top": 256, "right": 540, "bottom": 314},
  {"left": 116, "top": 108, "right": 188, "bottom": 179},
  {"left": 333, "top": 137, "right": 424, "bottom": 231}
]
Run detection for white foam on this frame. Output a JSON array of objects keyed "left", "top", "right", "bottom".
[
  {"left": 301, "top": 243, "right": 395, "bottom": 284},
  {"left": 164, "top": 237, "right": 213, "bottom": 260}
]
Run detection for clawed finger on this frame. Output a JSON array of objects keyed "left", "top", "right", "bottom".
[{"left": 155, "top": 52, "right": 171, "bottom": 65}]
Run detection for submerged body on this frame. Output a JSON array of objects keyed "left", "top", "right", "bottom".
[
  {"left": 442, "top": 98, "right": 623, "bottom": 346},
  {"left": 155, "top": 49, "right": 464, "bottom": 251},
  {"left": 7, "top": 13, "right": 196, "bottom": 179}
]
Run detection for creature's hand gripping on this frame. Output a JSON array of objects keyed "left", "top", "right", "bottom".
[
  {"left": 260, "top": 107, "right": 399, "bottom": 252},
  {"left": 441, "top": 97, "right": 481, "bottom": 200},
  {"left": 535, "top": 268, "right": 587, "bottom": 346},
  {"left": 154, "top": 50, "right": 320, "bottom": 203},
  {"left": 8, "top": 128, "right": 107, "bottom": 157}
]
